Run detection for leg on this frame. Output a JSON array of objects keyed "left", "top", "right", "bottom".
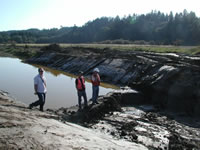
[
  {"left": 30, "top": 93, "right": 43, "bottom": 107},
  {"left": 77, "top": 91, "right": 82, "bottom": 109},
  {"left": 92, "top": 86, "right": 98, "bottom": 103},
  {"left": 39, "top": 93, "right": 46, "bottom": 111},
  {"left": 95, "top": 86, "right": 99, "bottom": 103},
  {"left": 92, "top": 86, "right": 95, "bottom": 102},
  {"left": 82, "top": 91, "right": 88, "bottom": 107}
]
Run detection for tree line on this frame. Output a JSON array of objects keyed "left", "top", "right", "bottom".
[{"left": 0, "top": 10, "right": 200, "bottom": 45}]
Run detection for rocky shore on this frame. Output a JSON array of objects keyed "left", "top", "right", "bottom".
[{"left": 26, "top": 46, "right": 200, "bottom": 116}]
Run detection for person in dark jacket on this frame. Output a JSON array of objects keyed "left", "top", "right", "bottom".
[{"left": 75, "top": 71, "right": 88, "bottom": 109}]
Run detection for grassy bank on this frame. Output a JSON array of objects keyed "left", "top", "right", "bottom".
[
  {"left": 61, "top": 44, "right": 200, "bottom": 55},
  {"left": 0, "top": 44, "right": 39, "bottom": 59},
  {"left": 0, "top": 43, "right": 200, "bottom": 58}
]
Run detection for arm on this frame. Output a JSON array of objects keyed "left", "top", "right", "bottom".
[
  {"left": 34, "top": 84, "right": 38, "bottom": 94},
  {"left": 34, "top": 77, "right": 38, "bottom": 94},
  {"left": 75, "top": 79, "right": 78, "bottom": 90},
  {"left": 43, "top": 76, "right": 47, "bottom": 87},
  {"left": 91, "top": 74, "right": 95, "bottom": 84},
  {"left": 97, "top": 74, "right": 100, "bottom": 82},
  {"left": 43, "top": 79, "right": 47, "bottom": 87},
  {"left": 96, "top": 74, "right": 100, "bottom": 85}
]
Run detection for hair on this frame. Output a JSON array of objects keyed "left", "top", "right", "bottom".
[
  {"left": 38, "top": 68, "right": 44, "bottom": 72},
  {"left": 79, "top": 71, "right": 83, "bottom": 75}
]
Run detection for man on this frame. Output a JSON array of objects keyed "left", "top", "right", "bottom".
[
  {"left": 29, "top": 68, "right": 47, "bottom": 111},
  {"left": 75, "top": 71, "right": 88, "bottom": 109},
  {"left": 91, "top": 68, "right": 100, "bottom": 104}
]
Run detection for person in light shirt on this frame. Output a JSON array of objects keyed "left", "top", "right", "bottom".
[{"left": 29, "top": 68, "right": 47, "bottom": 111}]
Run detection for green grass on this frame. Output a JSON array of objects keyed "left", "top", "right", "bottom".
[
  {"left": 1, "top": 43, "right": 200, "bottom": 56},
  {"left": 60, "top": 43, "right": 200, "bottom": 55},
  {"left": 0, "top": 44, "right": 38, "bottom": 59}
]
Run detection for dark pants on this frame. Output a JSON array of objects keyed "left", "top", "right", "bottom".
[
  {"left": 77, "top": 90, "right": 87, "bottom": 109},
  {"left": 31, "top": 93, "right": 46, "bottom": 111},
  {"left": 92, "top": 85, "right": 99, "bottom": 103}
]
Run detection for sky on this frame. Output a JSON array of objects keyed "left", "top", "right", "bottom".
[{"left": 0, "top": 0, "right": 199, "bottom": 31}]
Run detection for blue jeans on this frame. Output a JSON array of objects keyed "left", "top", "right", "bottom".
[
  {"left": 31, "top": 93, "right": 46, "bottom": 111},
  {"left": 92, "top": 85, "right": 99, "bottom": 103},
  {"left": 77, "top": 90, "right": 87, "bottom": 109}
]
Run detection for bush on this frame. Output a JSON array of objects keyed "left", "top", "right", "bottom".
[
  {"left": 97, "top": 39, "right": 133, "bottom": 44},
  {"left": 133, "top": 40, "right": 149, "bottom": 45},
  {"left": 41, "top": 43, "right": 61, "bottom": 52}
]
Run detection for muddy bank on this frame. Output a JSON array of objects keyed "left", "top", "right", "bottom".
[
  {"left": 52, "top": 88, "right": 200, "bottom": 150},
  {"left": 0, "top": 90, "right": 149, "bottom": 150},
  {"left": 1, "top": 89, "right": 200, "bottom": 150},
  {"left": 26, "top": 46, "right": 200, "bottom": 116}
]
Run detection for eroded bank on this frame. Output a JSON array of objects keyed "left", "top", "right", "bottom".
[{"left": 26, "top": 46, "right": 200, "bottom": 116}]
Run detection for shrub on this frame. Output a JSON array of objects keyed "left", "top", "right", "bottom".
[{"left": 41, "top": 43, "right": 61, "bottom": 52}]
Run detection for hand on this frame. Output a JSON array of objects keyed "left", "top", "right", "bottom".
[{"left": 34, "top": 92, "right": 37, "bottom": 95}]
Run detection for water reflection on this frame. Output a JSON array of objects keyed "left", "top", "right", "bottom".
[
  {"left": 32, "top": 64, "right": 119, "bottom": 89},
  {"left": 0, "top": 57, "right": 119, "bottom": 109}
]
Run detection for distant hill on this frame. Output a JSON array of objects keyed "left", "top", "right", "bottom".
[{"left": 0, "top": 10, "right": 200, "bottom": 45}]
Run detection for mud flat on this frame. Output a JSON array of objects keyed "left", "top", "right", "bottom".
[{"left": 54, "top": 88, "right": 200, "bottom": 150}]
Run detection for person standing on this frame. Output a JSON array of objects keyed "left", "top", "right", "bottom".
[
  {"left": 75, "top": 71, "right": 88, "bottom": 109},
  {"left": 91, "top": 68, "right": 100, "bottom": 104},
  {"left": 29, "top": 68, "right": 47, "bottom": 111}
]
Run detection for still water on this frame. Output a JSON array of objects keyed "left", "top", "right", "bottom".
[{"left": 0, "top": 57, "right": 117, "bottom": 109}]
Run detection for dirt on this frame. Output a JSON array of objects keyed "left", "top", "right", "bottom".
[
  {"left": 0, "top": 90, "right": 148, "bottom": 150},
  {"left": 87, "top": 107, "right": 200, "bottom": 150},
  {"left": 54, "top": 90, "right": 200, "bottom": 150}
]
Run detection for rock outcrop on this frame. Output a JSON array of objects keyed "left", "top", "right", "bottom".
[{"left": 26, "top": 47, "right": 200, "bottom": 116}]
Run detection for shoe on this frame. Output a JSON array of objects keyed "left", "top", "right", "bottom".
[
  {"left": 95, "top": 101, "right": 99, "bottom": 104},
  {"left": 78, "top": 108, "right": 82, "bottom": 112}
]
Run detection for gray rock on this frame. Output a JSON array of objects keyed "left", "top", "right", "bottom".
[{"left": 26, "top": 49, "right": 200, "bottom": 116}]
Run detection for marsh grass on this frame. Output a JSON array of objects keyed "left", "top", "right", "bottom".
[
  {"left": 1, "top": 43, "right": 200, "bottom": 56},
  {"left": 0, "top": 44, "right": 38, "bottom": 58},
  {"left": 60, "top": 44, "right": 200, "bottom": 55}
]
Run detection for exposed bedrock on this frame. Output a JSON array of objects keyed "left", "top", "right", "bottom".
[{"left": 26, "top": 50, "right": 200, "bottom": 116}]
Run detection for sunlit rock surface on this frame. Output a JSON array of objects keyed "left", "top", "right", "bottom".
[{"left": 27, "top": 49, "right": 200, "bottom": 116}]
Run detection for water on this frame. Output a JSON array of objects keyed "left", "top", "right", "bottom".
[{"left": 0, "top": 57, "right": 117, "bottom": 109}]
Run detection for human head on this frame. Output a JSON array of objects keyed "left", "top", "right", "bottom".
[
  {"left": 93, "top": 68, "right": 99, "bottom": 73},
  {"left": 38, "top": 68, "right": 44, "bottom": 74},
  {"left": 78, "top": 71, "right": 83, "bottom": 77}
]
